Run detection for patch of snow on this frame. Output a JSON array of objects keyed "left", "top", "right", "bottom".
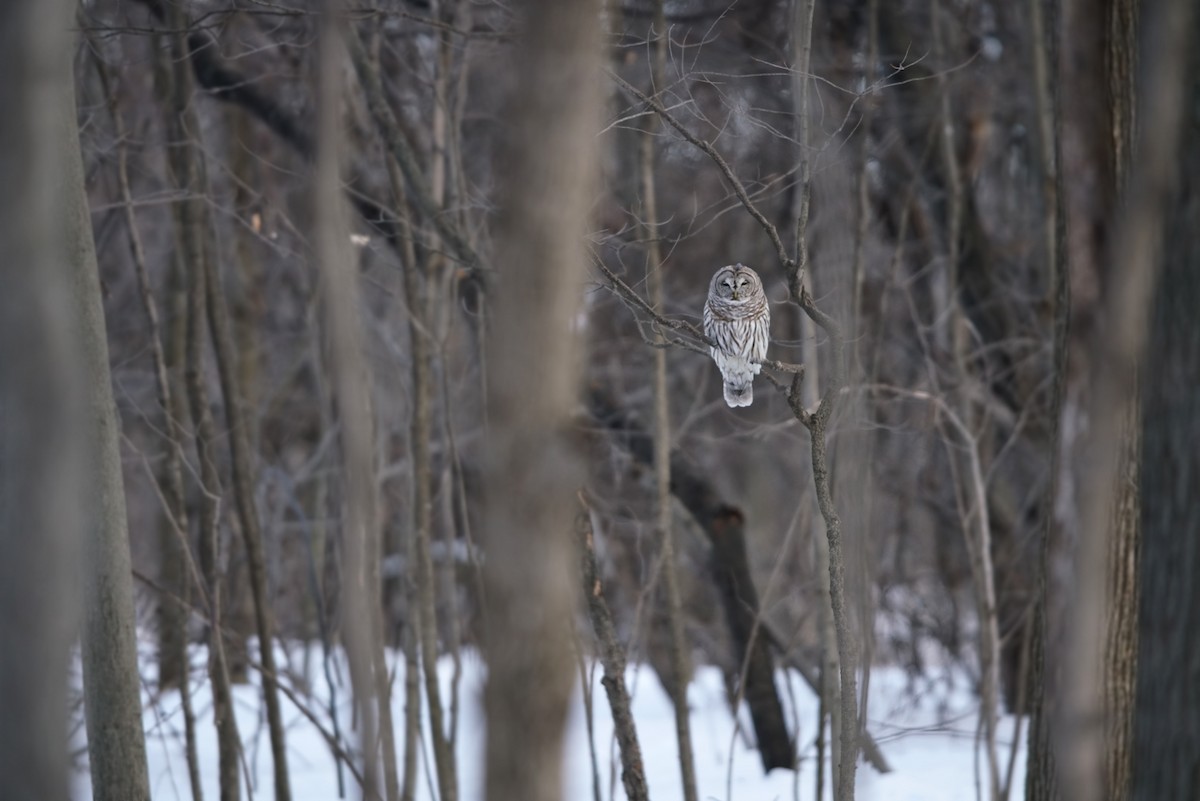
[{"left": 72, "top": 638, "right": 1024, "bottom": 801}]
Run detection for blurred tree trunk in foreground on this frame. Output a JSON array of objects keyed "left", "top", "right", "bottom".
[
  {"left": 480, "top": 1, "right": 603, "bottom": 800},
  {"left": 0, "top": 3, "right": 84, "bottom": 800},
  {"left": 1028, "top": 0, "right": 1195, "bottom": 799},
  {"left": 1027, "top": 0, "right": 1131, "bottom": 797},
  {"left": 1131, "top": 4, "right": 1200, "bottom": 798}
]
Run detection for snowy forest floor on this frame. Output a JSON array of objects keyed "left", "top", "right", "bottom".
[{"left": 71, "top": 639, "right": 1026, "bottom": 801}]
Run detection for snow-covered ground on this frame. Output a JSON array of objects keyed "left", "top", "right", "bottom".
[{"left": 72, "top": 641, "right": 1025, "bottom": 801}]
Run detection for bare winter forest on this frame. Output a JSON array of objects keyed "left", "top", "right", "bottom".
[{"left": 1, "top": 0, "right": 1198, "bottom": 799}]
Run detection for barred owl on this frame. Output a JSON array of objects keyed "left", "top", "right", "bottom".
[{"left": 703, "top": 263, "right": 770, "bottom": 408}]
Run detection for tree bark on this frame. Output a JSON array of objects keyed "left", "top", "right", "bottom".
[
  {"left": 357, "top": 22, "right": 459, "bottom": 800},
  {"left": 175, "top": 24, "right": 295, "bottom": 795},
  {"left": 586, "top": 388, "right": 893, "bottom": 773},
  {"left": 1044, "top": 0, "right": 1193, "bottom": 799},
  {"left": 578, "top": 509, "right": 650, "bottom": 801},
  {"left": 1100, "top": 4, "right": 1141, "bottom": 798},
  {"left": 65, "top": 45, "right": 153, "bottom": 801},
  {"left": 480, "top": 2, "right": 603, "bottom": 800},
  {"left": 640, "top": 3, "right": 699, "bottom": 797},
  {"left": 162, "top": 13, "right": 243, "bottom": 798},
  {"left": 88, "top": 41, "right": 193, "bottom": 695},
  {"left": 708, "top": 509, "right": 795, "bottom": 771},
  {"left": 789, "top": 2, "right": 858, "bottom": 798},
  {"left": 1023, "top": 0, "right": 1065, "bottom": 793},
  {"left": 200, "top": 139, "right": 292, "bottom": 801},
  {"left": 0, "top": 2, "right": 85, "bottom": 798},
  {"left": 315, "top": 14, "right": 400, "bottom": 801},
  {"left": 1131, "top": 5, "right": 1200, "bottom": 798},
  {"left": 87, "top": 49, "right": 203, "bottom": 795}
]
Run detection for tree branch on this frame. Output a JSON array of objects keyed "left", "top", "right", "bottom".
[
  {"left": 592, "top": 257, "right": 805, "bottom": 375},
  {"left": 607, "top": 70, "right": 792, "bottom": 270},
  {"left": 345, "top": 24, "right": 480, "bottom": 270}
]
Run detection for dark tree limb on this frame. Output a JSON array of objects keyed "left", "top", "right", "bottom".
[
  {"left": 129, "top": 0, "right": 462, "bottom": 271},
  {"left": 576, "top": 502, "right": 650, "bottom": 801},
  {"left": 585, "top": 388, "right": 890, "bottom": 774},
  {"left": 707, "top": 507, "right": 795, "bottom": 771}
]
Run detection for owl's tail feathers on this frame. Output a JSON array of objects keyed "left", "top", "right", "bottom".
[{"left": 724, "top": 381, "right": 753, "bottom": 408}]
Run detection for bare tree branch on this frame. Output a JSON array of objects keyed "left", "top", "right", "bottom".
[{"left": 608, "top": 70, "right": 792, "bottom": 271}]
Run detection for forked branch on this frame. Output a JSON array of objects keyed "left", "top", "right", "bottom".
[{"left": 608, "top": 71, "right": 792, "bottom": 271}]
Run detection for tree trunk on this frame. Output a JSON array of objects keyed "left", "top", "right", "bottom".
[
  {"left": 1026, "top": 0, "right": 1194, "bottom": 795},
  {"left": 176, "top": 23, "right": 293, "bottom": 796},
  {"left": 578, "top": 509, "right": 650, "bottom": 801},
  {"left": 480, "top": 2, "right": 603, "bottom": 800},
  {"left": 640, "top": 3, "right": 699, "bottom": 797},
  {"left": 1026, "top": 0, "right": 1169, "bottom": 798},
  {"left": 1096, "top": 2, "right": 1140, "bottom": 799},
  {"left": 199, "top": 137, "right": 292, "bottom": 801},
  {"left": 708, "top": 510, "right": 795, "bottom": 771},
  {"left": 1131, "top": 5, "right": 1200, "bottom": 798},
  {"left": 162, "top": 14, "right": 244, "bottom": 798},
  {"left": 65, "top": 45, "right": 153, "bottom": 801},
  {"left": 355, "top": 21, "right": 458, "bottom": 799},
  {"left": 789, "top": 2, "right": 858, "bottom": 797},
  {"left": 0, "top": 2, "right": 85, "bottom": 798},
  {"left": 89, "top": 49, "right": 194, "bottom": 693},
  {"left": 586, "top": 388, "right": 891, "bottom": 773},
  {"left": 87, "top": 53, "right": 198, "bottom": 790},
  {"left": 314, "top": 14, "right": 400, "bottom": 800},
  {"left": 1022, "top": 0, "right": 1065, "bottom": 792}
]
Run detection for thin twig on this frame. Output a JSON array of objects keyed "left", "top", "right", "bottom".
[{"left": 607, "top": 70, "right": 792, "bottom": 270}]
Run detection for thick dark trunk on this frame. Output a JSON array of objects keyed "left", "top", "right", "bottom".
[
  {"left": 708, "top": 508, "right": 795, "bottom": 771},
  {"left": 588, "top": 388, "right": 795, "bottom": 772},
  {"left": 587, "top": 387, "right": 895, "bottom": 774},
  {"left": 1131, "top": 7, "right": 1200, "bottom": 796}
]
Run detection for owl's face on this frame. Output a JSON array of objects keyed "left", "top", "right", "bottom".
[{"left": 711, "top": 264, "right": 762, "bottom": 302}]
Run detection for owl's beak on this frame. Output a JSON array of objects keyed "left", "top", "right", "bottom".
[{"left": 731, "top": 290, "right": 740, "bottom": 300}]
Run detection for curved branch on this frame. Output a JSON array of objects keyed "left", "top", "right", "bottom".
[{"left": 607, "top": 71, "right": 791, "bottom": 270}]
